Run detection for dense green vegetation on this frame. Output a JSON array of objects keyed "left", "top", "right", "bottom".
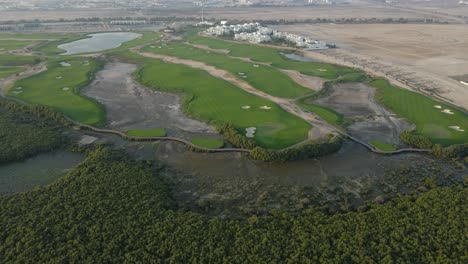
[
  {"left": 142, "top": 43, "right": 312, "bottom": 98},
  {"left": 0, "top": 40, "right": 41, "bottom": 51},
  {"left": 121, "top": 52, "right": 311, "bottom": 149},
  {"left": 9, "top": 57, "right": 105, "bottom": 125},
  {"left": 0, "top": 67, "right": 25, "bottom": 79},
  {"left": 0, "top": 102, "right": 64, "bottom": 163},
  {"left": 0, "top": 148, "right": 465, "bottom": 263},
  {"left": 191, "top": 138, "right": 225, "bottom": 149},
  {"left": 0, "top": 54, "right": 41, "bottom": 67},
  {"left": 186, "top": 30, "right": 358, "bottom": 80},
  {"left": 114, "top": 31, "right": 163, "bottom": 51},
  {"left": 127, "top": 128, "right": 167, "bottom": 137},
  {"left": 370, "top": 79, "right": 468, "bottom": 145},
  {"left": 33, "top": 35, "right": 89, "bottom": 56},
  {"left": 370, "top": 141, "right": 397, "bottom": 151}
]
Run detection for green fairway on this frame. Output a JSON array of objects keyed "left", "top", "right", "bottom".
[
  {"left": 9, "top": 57, "right": 105, "bottom": 125},
  {"left": 0, "top": 67, "right": 26, "bottom": 79},
  {"left": 370, "top": 79, "right": 468, "bottom": 145},
  {"left": 0, "top": 33, "right": 76, "bottom": 40},
  {"left": 127, "top": 128, "right": 167, "bottom": 137},
  {"left": 121, "top": 52, "right": 310, "bottom": 149},
  {"left": 297, "top": 97, "right": 344, "bottom": 126},
  {"left": 0, "top": 54, "right": 40, "bottom": 67},
  {"left": 370, "top": 141, "right": 397, "bottom": 151},
  {"left": 191, "top": 138, "right": 225, "bottom": 149},
  {"left": 0, "top": 40, "right": 41, "bottom": 51},
  {"left": 142, "top": 43, "right": 312, "bottom": 98},
  {"left": 186, "top": 30, "right": 358, "bottom": 80}
]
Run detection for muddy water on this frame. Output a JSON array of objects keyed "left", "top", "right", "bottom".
[
  {"left": 58, "top": 32, "right": 141, "bottom": 55},
  {"left": 281, "top": 52, "right": 319, "bottom": 62},
  {"left": 0, "top": 150, "right": 85, "bottom": 195},
  {"left": 83, "top": 62, "right": 217, "bottom": 139}
]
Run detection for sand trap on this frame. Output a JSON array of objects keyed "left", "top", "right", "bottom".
[
  {"left": 238, "top": 72, "right": 245, "bottom": 76},
  {"left": 15, "top": 87, "right": 22, "bottom": 90},
  {"left": 241, "top": 105, "right": 251, "bottom": 109},
  {"left": 318, "top": 69, "right": 327, "bottom": 72},
  {"left": 434, "top": 105, "right": 442, "bottom": 109},
  {"left": 12, "top": 91, "right": 23, "bottom": 94},
  {"left": 62, "top": 87, "right": 70, "bottom": 91},
  {"left": 460, "top": 81, "right": 468, "bottom": 86},
  {"left": 246, "top": 127, "right": 256, "bottom": 138},
  {"left": 442, "top": 109, "right": 454, "bottom": 115},
  {"left": 260, "top": 106, "right": 272, "bottom": 110},
  {"left": 150, "top": 46, "right": 155, "bottom": 48},
  {"left": 449, "top": 126, "right": 465, "bottom": 132},
  {"left": 253, "top": 64, "right": 260, "bottom": 68},
  {"left": 56, "top": 76, "right": 62, "bottom": 80},
  {"left": 242, "top": 76, "right": 248, "bottom": 79},
  {"left": 60, "top": 62, "right": 71, "bottom": 67}
]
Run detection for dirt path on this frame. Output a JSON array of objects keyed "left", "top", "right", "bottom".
[{"left": 0, "top": 62, "right": 48, "bottom": 96}]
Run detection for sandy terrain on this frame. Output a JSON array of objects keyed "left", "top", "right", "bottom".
[
  {"left": 275, "top": 24, "right": 468, "bottom": 110},
  {"left": 312, "top": 82, "right": 413, "bottom": 144},
  {"left": 83, "top": 62, "right": 216, "bottom": 137},
  {"left": 281, "top": 69, "right": 325, "bottom": 91}
]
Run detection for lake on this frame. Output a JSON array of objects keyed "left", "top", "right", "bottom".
[{"left": 58, "top": 32, "right": 141, "bottom": 55}]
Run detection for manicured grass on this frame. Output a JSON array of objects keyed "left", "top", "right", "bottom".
[
  {"left": 0, "top": 67, "right": 26, "bottom": 79},
  {"left": 34, "top": 35, "right": 89, "bottom": 56},
  {"left": 0, "top": 40, "right": 41, "bottom": 51},
  {"left": 191, "top": 138, "right": 225, "bottom": 149},
  {"left": 0, "top": 54, "right": 41, "bottom": 66},
  {"left": 370, "top": 79, "right": 468, "bottom": 145},
  {"left": 142, "top": 43, "right": 312, "bottom": 98},
  {"left": 127, "top": 128, "right": 167, "bottom": 137},
  {"left": 115, "top": 31, "right": 164, "bottom": 51},
  {"left": 0, "top": 33, "right": 76, "bottom": 40},
  {"left": 297, "top": 97, "right": 344, "bottom": 126},
  {"left": 120, "top": 52, "right": 311, "bottom": 149},
  {"left": 186, "top": 30, "right": 358, "bottom": 80},
  {"left": 369, "top": 141, "right": 397, "bottom": 151},
  {"left": 9, "top": 57, "right": 105, "bottom": 125}
]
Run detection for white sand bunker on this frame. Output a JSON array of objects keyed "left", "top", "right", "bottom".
[
  {"left": 442, "top": 109, "right": 454, "bottom": 115},
  {"left": 253, "top": 64, "right": 260, "bottom": 68},
  {"left": 82, "top": 61, "right": 90, "bottom": 66},
  {"left": 62, "top": 87, "right": 70, "bottom": 91},
  {"left": 60, "top": 62, "right": 71, "bottom": 67},
  {"left": 12, "top": 91, "right": 23, "bottom": 94},
  {"left": 158, "top": 46, "right": 162, "bottom": 49},
  {"left": 246, "top": 127, "right": 256, "bottom": 138},
  {"left": 318, "top": 69, "right": 327, "bottom": 72},
  {"left": 150, "top": 46, "right": 155, "bottom": 48},
  {"left": 434, "top": 105, "right": 442, "bottom": 109},
  {"left": 449, "top": 126, "right": 465, "bottom": 132},
  {"left": 242, "top": 76, "right": 248, "bottom": 79},
  {"left": 56, "top": 76, "right": 62, "bottom": 80},
  {"left": 259, "top": 106, "right": 272, "bottom": 110},
  {"left": 241, "top": 106, "right": 251, "bottom": 109},
  {"left": 238, "top": 72, "right": 245, "bottom": 76},
  {"left": 15, "top": 87, "right": 22, "bottom": 90}
]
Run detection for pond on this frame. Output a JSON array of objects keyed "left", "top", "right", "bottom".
[
  {"left": 58, "top": 32, "right": 142, "bottom": 55},
  {"left": 0, "top": 150, "right": 85, "bottom": 195}
]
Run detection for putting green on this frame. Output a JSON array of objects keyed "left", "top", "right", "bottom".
[
  {"left": 186, "top": 30, "right": 358, "bottom": 80},
  {"left": 123, "top": 52, "right": 311, "bottom": 149},
  {"left": 370, "top": 79, "right": 468, "bottom": 145},
  {"left": 142, "top": 43, "right": 312, "bottom": 99},
  {"left": 127, "top": 128, "right": 167, "bottom": 137},
  {"left": 191, "top": 138, "right": 225, "bottom": 149},
  {"left": 9, "top": 57, "right": 105, "bottom": 126},
  {"left": 369, "top": 141, "right": 397, "bottom": 151}
]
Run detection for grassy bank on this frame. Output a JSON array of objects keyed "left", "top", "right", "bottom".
[
  {"left": 127, "top": 128, "right": 167, "bottom": 137},
  {"left": 191, "top": 138, "right": 225, "bottom": 149},
  {"left": 370, "top": 79, "right": 468, "bottom": 145},
  {"left": 9, "top": 57, "right": 105, "bottom": 125},
  {"left": 0, "top": 67, "right": 26, "bottom": 79},
  {"left": 370, "top": 141, "right": 397, "bottom": 151},
  {"left": 0, "top": 54, "right": 41, "bottom": 67},
  {"left": 119, "top": 52, "right": 311, "bottom": 149},
  {"left": 142, "top": 43, "right": 313, "bottom": 98},
  {"left": 0, "top": 40, "right": 41, "bottom": 51}
]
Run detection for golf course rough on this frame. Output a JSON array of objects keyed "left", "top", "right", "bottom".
[
  {"left": 9, "top": 57, "right": 105, "bottom": 126},
  {"left": 129, "top": 53, "right": 311, "bottom": 149},
  {"left": 369, "top": 141, "right": 397, "bottom": 151},
  {"left": 191, "top": 138, "right": 225, "bottom": 149},
  {"left": 370, "top": 79, "right": 468, "bottom": 146}
]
